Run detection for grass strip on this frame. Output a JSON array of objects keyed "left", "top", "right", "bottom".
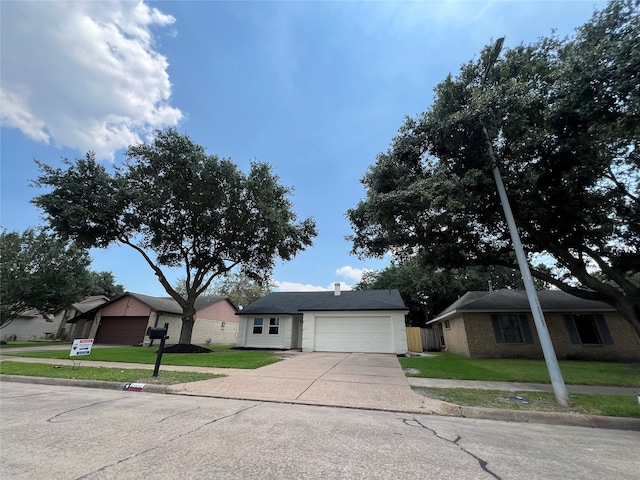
[
  {"left": 0, "top": 361, "right": 223, "bottom": 385},
  {"left": 413, "top": 386, "right": 640, "bottom": 418},
  {"left": 2, "top": 345, "right": 281, "bottom": 369},
  {"left": 400, "top": 353, "right": 640, "bottom": 387}
]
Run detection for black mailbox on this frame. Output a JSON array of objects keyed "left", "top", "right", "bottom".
[{"left": 146, "top": 326, "right": 168, "bottom": 340}]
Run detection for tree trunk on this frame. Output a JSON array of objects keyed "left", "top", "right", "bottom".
[{"left": 178, "top": 306, "right": 196, "bottom": 344}]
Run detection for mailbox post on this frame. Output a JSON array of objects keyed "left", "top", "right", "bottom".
[{"left": 146, "top": 323, "right": 169, "bottom": 378}]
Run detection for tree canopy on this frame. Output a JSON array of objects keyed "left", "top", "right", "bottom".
[
  {"left": 33, "top": 128, "right": 317, "bottom": 344},
  {"left": 86, "top": 271, "right": 125, "bottom": 299},
  {"left": 175, "top": 270, "right": 272, "bottom": 309},
  {"left": 0, "top": 229, "right": 121, "bottom": 327},
  {"left": 355, "top": 255, "right": 548, "bottom": 326},
  {"left": 348, "top": 0, "right": 640, "bottom": 335}
]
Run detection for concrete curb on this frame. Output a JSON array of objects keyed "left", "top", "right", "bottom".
[
  {"left": 459, "top": 406, "right": 640, "bottom": 431},
  {"left": 0, "top": 374, "right": 167, "bottom": 394},
  {"left": 3, "top": 375, "right": 639, "bottom": 431}
]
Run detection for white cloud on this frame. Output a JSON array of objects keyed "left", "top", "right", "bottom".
[
  {"left": 273, "top": 281, "right": 328, "bottom": 292},
  {"left": 273, "top": 280, "right": 353, "bottom": 292},
  {"left": 0, "top": 0, "right": 182, "bottom": 160},
  {"left": 335, "top": 265, "right": 371, "bottom": 282}
]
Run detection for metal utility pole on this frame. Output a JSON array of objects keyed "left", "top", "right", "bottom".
[{"left": 480, "top": 38, "right": 570, "bottom": 406}]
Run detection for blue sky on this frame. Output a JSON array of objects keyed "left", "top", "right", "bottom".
[{"left": 1, "top": 0, "right": 607, "bottom": 296}]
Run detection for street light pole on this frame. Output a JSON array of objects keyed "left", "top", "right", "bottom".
[{"left": 480, "top": 38, "right": 570, "bottom": 406}]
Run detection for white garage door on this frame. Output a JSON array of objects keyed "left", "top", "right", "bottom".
[{"left": 314, "top": 316, "right": 393, "bottom": 353}]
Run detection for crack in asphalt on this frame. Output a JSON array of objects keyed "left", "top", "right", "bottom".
[
  {"left": 73, "top": 403, "right": 259, "bottom": 480},
  {"left": 157, "top": 407, "right": 201, "bottom": 423},
  {"left": 402, "top": 417, "right": 502, "bottom": 480},
  {"left": 47, "top": 398, "right": 128, "bottom": 423}
]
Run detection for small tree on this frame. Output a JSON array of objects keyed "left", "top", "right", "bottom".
[
  {"left": 213, "top": 271, "right": 273, "bottom": 309},
  {"left": 86, "top": 271, "right": 125, "bottom": 298},
  {"left": 0, "top": 229, "right": 92, "bottom": 327},
  {"left": 33, "top": 129, "right": 317, "bottom": 344},
  {"left": 174, "top": 270, "right": 272, "bottom": 309}
]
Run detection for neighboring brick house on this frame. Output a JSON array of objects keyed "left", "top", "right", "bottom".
[
  {"left": 67, "top": 292, "right": 238, "bottom": 346},
  {"left": 428, "top": 290, "right": 640, "bottom": 362}
]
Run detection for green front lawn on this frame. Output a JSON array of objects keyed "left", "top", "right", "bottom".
[
  {"left": 1, "top": 345, "right": 281, "bottom": 369},
  {"left": 0, "top": 361, "right": 222, "bottom": 384},
  {"left": 414, "top": 387, "right": 640, "bottom": 418},
  {"left": 400, "top": 352, "right": 640, "bottom": 387}
]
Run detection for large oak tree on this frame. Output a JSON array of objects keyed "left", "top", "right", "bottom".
[
  {"left": 354, "top": 256, "right": 548, "bottom": 327},
  {"left": 348, "top": 0, "right": 640, "bottom": 335},
  {"left": 33, "top": 129, "right": 317, "bottom": 344}
]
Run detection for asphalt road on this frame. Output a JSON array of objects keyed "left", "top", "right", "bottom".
[{"left": 1, "top": 383, "right": 638, "bottom": 480}]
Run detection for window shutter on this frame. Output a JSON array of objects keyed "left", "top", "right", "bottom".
[
  {"left": 491, "top": 315, "right": 505, "bottom": 343},
  {"left": 564, "top": 315, "right": 581, "bottom": 344},
  {"left": 594, "top": 315, "right": 614, "bottom": 345},
  {"left": 519, "top": 315, "right": 534, "bottom": 344}
]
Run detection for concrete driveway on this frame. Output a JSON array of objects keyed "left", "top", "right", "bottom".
[{"left": 167, "top": 352, "right": 457, "bottom": 415}]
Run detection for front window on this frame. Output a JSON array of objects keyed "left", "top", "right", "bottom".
[
  {"left": 252, "top": 318, "right": 263, "bottom": 335},
  {"left": 498, "top": 314, "right": 524, "bottom": 343},
  {"left": 572, "top": 314, "right": 602, "bottom": 344},
  {"left": 269, "top": 317, "right": 280, "bottom": 335}
]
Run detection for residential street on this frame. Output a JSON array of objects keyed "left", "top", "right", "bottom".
[{"left": 1, "top": 383, "right": 638, "bottom": 480}]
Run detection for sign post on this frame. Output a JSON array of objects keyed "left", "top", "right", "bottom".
[{"left": 69, "top": 338, "right": 94, "bottom": 369}]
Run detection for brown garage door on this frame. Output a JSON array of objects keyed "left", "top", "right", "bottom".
[{"left": 95, "top": 316, "right": 149, "bottom": 345}]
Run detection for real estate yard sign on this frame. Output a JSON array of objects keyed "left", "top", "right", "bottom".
[{"left": 70, "top": 338, "right": 94, "bottom": 357}]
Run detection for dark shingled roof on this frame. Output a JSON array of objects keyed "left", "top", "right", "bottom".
[
  {"left": 126, "top": 293, "right": 230, "bottom": 315},
  {"left": 431, "top": 289, "right": 615, "bottom": 323},
  {"left": 238, "top": 289, "right": 407, "bottom": 315},
  {"left": 68, "top": 293, "right": 233, "bottom": 322}
]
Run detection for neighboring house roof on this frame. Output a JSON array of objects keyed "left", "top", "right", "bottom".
[
  {"left": 430, "top": 289, "right": 616, "bottom": 323},
  {"left": 238, "top": 289, "right": 407, "bottom": 316},
  {"left": 71, "top": 296, "right": 110, "bottom": 314},
  {"left": 67, "top": 292, "right": 234, "bottom": 322},
  {"left": 126, "top": 292, "right": 230, "bottom": 315}
]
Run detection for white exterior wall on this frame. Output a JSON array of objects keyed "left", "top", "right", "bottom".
[
  {"left": 236, "top": 315, "right": 294, "bottom": 349},
  {"left": 0, "top": 317, "right": 57, "bottom": 341},
  {"left": 301, "top": 310, "right": 408, "bottom": 354}
]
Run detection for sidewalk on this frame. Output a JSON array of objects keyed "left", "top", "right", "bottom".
[
  {"left": 2, "top": 353, "right": 639, "bottom": 431},
  {"left": 3, "top": 355, "right": 636, "bottom": 396},
  {"left": 408, "top": 377, "right": 639, "bottom": 396}
]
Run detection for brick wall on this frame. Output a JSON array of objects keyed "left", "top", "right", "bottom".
[
  {"left": 460, "top": 311, "right": 640, "bottom": 361},
  {"left": 440, "top": 316, "right": 470, "bottom": 356}
]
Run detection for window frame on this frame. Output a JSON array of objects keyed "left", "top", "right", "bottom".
[
  {"left": 252, "top": 318, "right": 264, "bottom": 335},
  {"left": 565, "top": 313, "right": 614, "bottom": 347},
  {"left": 498, "top": 314, "right": 525, "bottom": 344},
  {"left": 491, "top": 314, "right": 534, "bottom": 344},
  {"left": 268, "top": 317, "right": 280, "bottom": 335}
]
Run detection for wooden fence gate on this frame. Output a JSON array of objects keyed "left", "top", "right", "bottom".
[
  {"left": 406, "top": 327, "right": 441, "bottom": 352},
  {"left": 406, "top": 327, "right": 423, "bottom": 352}
]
